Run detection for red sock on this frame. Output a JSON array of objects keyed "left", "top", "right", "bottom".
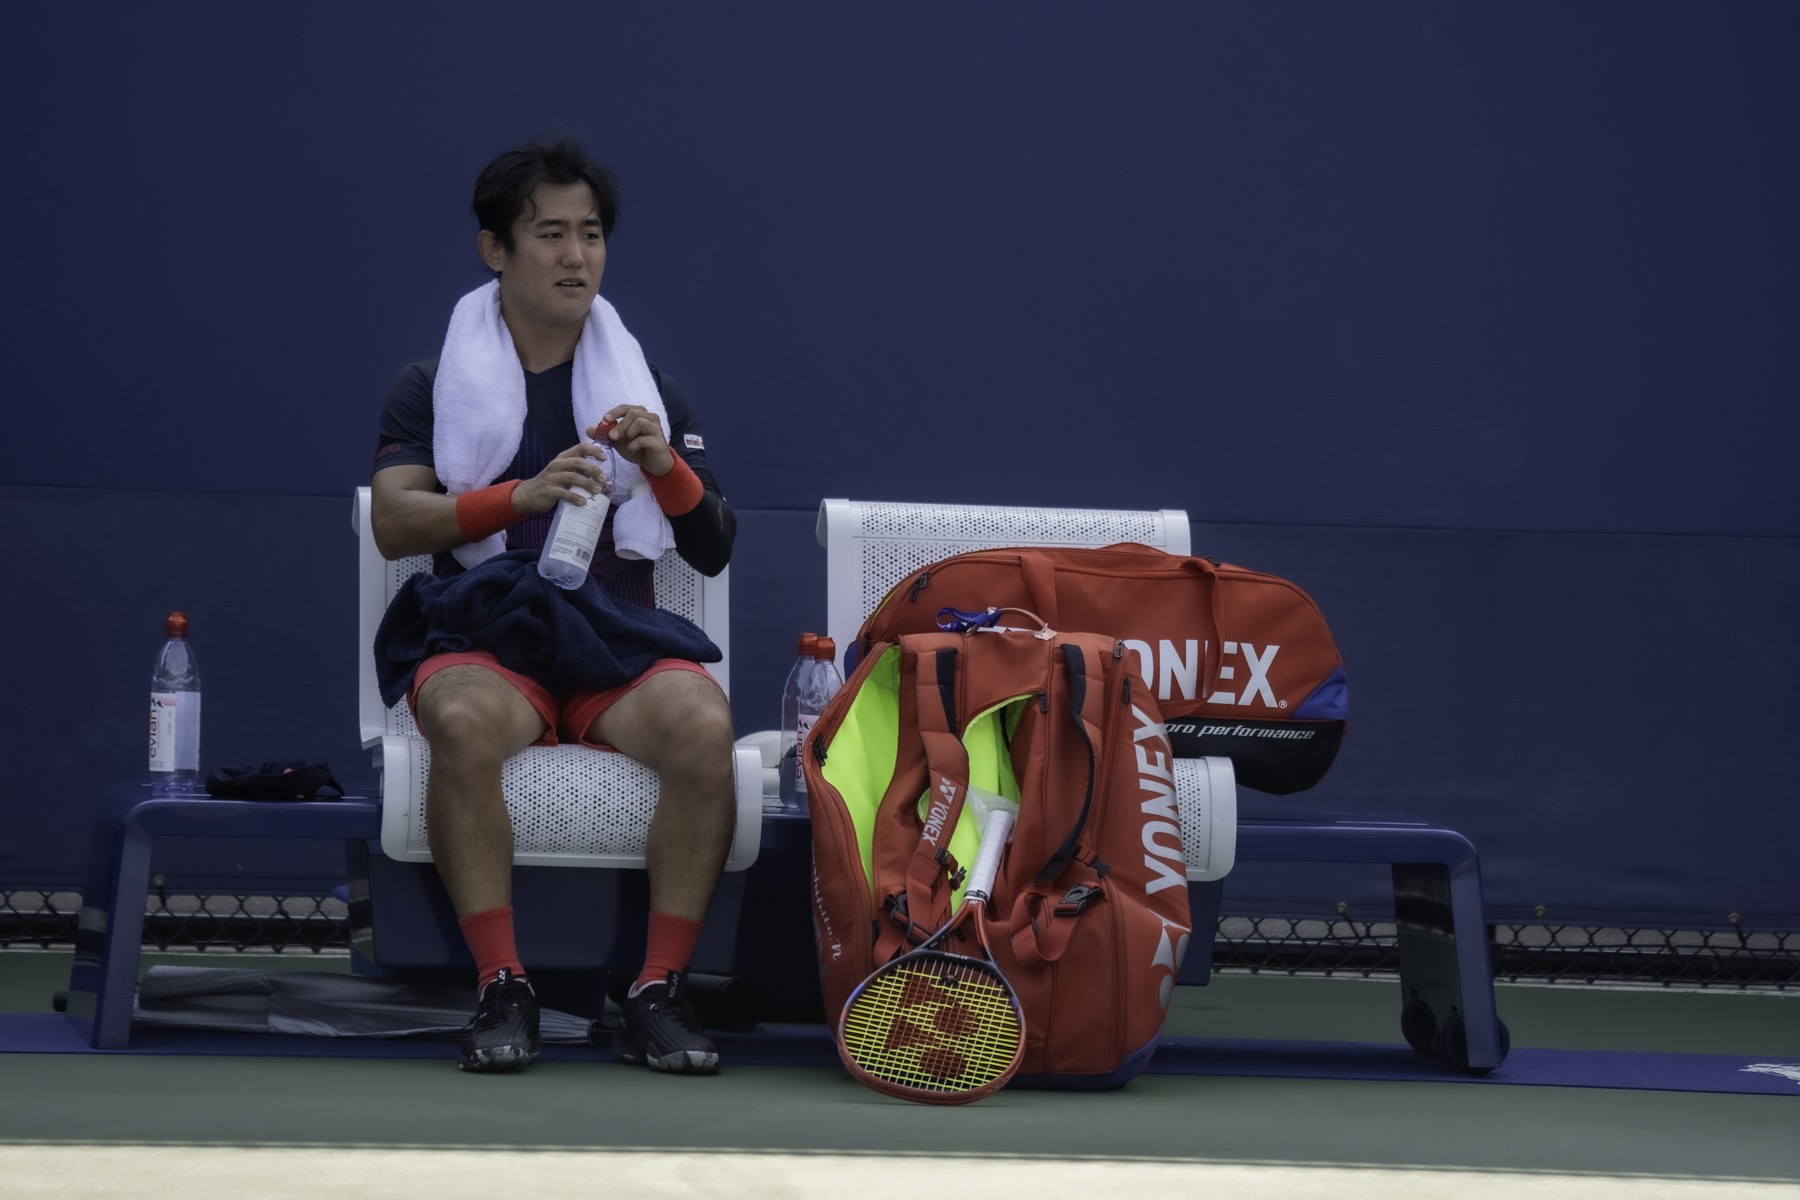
[
  {"left": 458, "top": 905, "right": 524, "bottom": 990},
  {"left": 634, "top": 911, "right": 704, "bottom": 992}
]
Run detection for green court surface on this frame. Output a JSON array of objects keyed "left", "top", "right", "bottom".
[{"left": 2, "top": 951, "right": 1796, "bottom": 1198}]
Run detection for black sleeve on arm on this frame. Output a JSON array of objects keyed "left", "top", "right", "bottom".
[
  {"left": 655, "top": 367, "right": 736, "bottom": 577},
  {"left": 669, "top": 466, "right": 736, "bottom": 577},
  {"left": 373, "top": 358, "right": 441, "bottom": 477}
]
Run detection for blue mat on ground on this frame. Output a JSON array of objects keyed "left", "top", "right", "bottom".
[{"left": 5, "top": 1014, "right": 1797, "bottom": 1096}]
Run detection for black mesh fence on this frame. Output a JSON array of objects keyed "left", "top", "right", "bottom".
[
  {"left": 4, "top": 888, "right": 1796, "bottom": 989},
  {"left": 0, "top": 889, "right": 348, "bottom": 955},
  {"left": 1208, "top": 914, "right": 1800, "bottom": 990}
]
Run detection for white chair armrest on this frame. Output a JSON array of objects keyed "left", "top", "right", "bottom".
[{"left": 1175, "top": 756, "right": 1238, "bottom": 881}]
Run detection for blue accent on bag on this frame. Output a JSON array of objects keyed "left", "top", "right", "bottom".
[{"left": 1292, "top": 666, "right": 1348, "bottom": 721}]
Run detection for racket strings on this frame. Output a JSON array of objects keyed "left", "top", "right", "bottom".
[{"left": 840, "top": 953, "right": 1022, "bottom": 1094}]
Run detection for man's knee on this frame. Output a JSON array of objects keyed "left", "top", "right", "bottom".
[
  {"left": 417, "top": 670, "right": 536, "bottom": 763},
  {"left": 636, "top": 675, "right": 735, "bottom": 773},
  {"left": 685, "top": 688, "right": 736, "bottom": 757}
]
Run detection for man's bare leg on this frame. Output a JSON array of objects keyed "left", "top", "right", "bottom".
[
  {"left": 588, "top": 668, "right": 737, "bottom": 922},
  {"left": 413, "top": 664, "right": 548, "bottom": 1072},
  {"left": 589, "top": 667, "right": 736, "bottom": 1073},
  {"left": 413, "top": 665, "right": 547, "bottom": 917}
]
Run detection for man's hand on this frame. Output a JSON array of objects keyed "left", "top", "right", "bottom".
[
  {"left": 513, "top": 442, "right": 611, "bottom": 514},
  {"left": 594, "top": 406, "right": 675, "bottom": 477}
]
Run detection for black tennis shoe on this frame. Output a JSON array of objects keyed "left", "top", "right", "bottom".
[
  {"left": 613, "top": 971, "right": 720, "bottom": 1074},
  {"left": 459, "top": 967, "right": 540, "bottom": 1072}
]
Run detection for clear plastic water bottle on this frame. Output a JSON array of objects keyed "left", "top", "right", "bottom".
[
  {"left": 777, "top": 633, "right": 819, "bottom": 812},
  {"left": 538, "top": 444, "right": 615, "bottom": 589},
  {"left": 148, "top": 611, "right": 202, "bottom": 794},
  {"left": 785, "top": 636, "right": 846, "bottom": 815}
]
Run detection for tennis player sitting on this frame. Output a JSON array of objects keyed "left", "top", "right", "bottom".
[{"left": 369, "top": 136, "right": 738, "bottom": 1075}]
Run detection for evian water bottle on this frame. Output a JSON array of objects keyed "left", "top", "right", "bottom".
[
  {"left": 776, "top": 633, "right": 819, "bottom": 812},
  {"left": 148, "top": 611, "right": 202, "bottom": 793},
  {"left": 537, "top": 437, "right": 616, "bottom": 590}
]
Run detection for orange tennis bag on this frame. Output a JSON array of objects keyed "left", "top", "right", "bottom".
[
  {"left": 851, "top": 545, "right": 1348, "bottom": 794},
  {"left": 804, "top": 622, "right": 1193, "bottom": 1088}
]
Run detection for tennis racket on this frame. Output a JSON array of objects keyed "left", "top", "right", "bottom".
[{"left": 836, "top": 803, "right": 1024, "bottom": 1104}]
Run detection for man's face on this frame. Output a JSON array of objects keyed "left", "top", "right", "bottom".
[{"left": 480, "top": 181, "right": 607, "bottom": 334}]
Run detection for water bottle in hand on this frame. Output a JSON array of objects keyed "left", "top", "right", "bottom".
[{"left": 538, "top": 433, "right": 617, "bottom": 589}]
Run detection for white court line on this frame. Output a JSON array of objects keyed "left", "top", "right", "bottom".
[{"left": 2, "top": 1146, "right": 1797, "bottom": 1200}]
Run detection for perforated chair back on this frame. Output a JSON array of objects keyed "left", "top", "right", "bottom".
[
  {"left": 352, "top": 488, "right": 758, "bottom": 870},
  {"left": 816, "top": 499, "right": 1190, "bottom": 675},
  {"left": 814, "top": 497, "right": 1231, "bottom": 881}
]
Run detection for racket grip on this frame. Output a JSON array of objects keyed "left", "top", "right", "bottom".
[{"left": 965, "top": 809, "right": 1015, "bottom": 901}]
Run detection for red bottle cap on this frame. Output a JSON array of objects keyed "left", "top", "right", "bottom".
[
  {"left": 797, "top": 632, "right": 818, "bottom": 655},
  {"left": 165, "top": 611, "right": 189, "bottom": 637},
  {"left": 814, "top": 637, "right": 837, "bottom": 660}
]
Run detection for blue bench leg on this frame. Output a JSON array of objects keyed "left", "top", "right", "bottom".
[
  {"left": 1394, "top": 860, "right": 1506, "bottom": 1070},
  {"left": 65, "top": 788, "right": 160, "bottom": 1049},
  {"left": 65, "top": 794, "right": 382, "bottom": 1049},
  {"left": 1443, "top": 849, "right": 1507, "bottom": 1070},
  {"left": 1235, "top": 820, "right": 1509, "bottom": 1072}
]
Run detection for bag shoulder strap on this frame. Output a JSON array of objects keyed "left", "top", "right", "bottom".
[
  {"left": 872, "top": 638, "right": 975, "bottom": 962},
  {"left": 1004, "top": 633, "right": 1119, "bottom": 965}
]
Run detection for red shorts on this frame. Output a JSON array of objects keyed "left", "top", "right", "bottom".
[{"left": 407, "top": 651, "right": 716, "bottom": 749}]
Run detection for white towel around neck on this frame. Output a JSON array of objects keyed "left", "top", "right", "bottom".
[{"left": 433, "top": 280, "right": 676, "bottom": 570}]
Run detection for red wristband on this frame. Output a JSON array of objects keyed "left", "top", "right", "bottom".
[
  {"left": 454, "top": 479, "right": 522, "bottom": 542},
  {"left": 645, "top": 455, "right": 705, "bottom": 517}
]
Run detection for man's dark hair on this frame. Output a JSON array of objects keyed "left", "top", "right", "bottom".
[{"left": 472, "top": 136, "right": 620, "bottom": 250}]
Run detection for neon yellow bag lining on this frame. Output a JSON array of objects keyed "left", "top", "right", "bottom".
[{"left": 819, "top": 645, "right": 1024, "bottom": 910}]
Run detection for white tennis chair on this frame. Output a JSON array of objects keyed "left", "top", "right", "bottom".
[
  {"left": 816, "top": 497, "right": 1236, "bottom": 883},
  {"left": 355, "top": 488, "right": 760, "bottom": 870},
  {"left": 351, "top": 488, "right": 761, "bottom": 975}
]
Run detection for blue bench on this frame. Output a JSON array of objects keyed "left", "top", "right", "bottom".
[{"left": 64, "top": 788, "right": 381, "bottom": 1049}]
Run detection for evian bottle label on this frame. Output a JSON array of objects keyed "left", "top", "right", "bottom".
[
  {"left": 149, "top": 692, "right": 201, "bottom": 772},
  {"left": 543, "top": 493, "right": 611, "bottom": 573}
]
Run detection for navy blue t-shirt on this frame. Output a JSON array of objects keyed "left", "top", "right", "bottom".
[{"left": 373, "top": 357, "right": 734, "bottom": 606}]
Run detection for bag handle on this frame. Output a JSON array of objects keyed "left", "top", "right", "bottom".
[
  {"left": 1021, "top": 554, "right": 1058, "bottom": 627},
  {"left": 1174, "top": 555, "right": 1227, "bottom": 704},
  {"left": 1014, "top": 548, "right": 1229, "bottom": 700}
]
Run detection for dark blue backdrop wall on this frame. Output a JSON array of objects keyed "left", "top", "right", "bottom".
[{"left": 3, "top": 3, "right": 1796, "bottom": 928}]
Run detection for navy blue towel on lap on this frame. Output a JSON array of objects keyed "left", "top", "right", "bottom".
[{"left": 373, "top": 548, "right": 721, "bottom": 707}]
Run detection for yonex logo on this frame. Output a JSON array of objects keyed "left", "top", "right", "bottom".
[
  {"left": 1130, "top": 703, "right": 1186, "bottom": 897},
  {"left": 853, "top": 967, "right": 1012, "bottom": 1088},
  {"left": 1151, "top": 917, "right": 1189, "bottom": 1011},
  {"left": 921, "top": 778, "right": 956, "bottom": 847},
  {"left": 1121, "top": 639, "right": 1283, "bottom": 709},
  {"left": 1129, "top": 702, "right": 1189, "bottom": 1008},
  {"left": 1212, "top": 641, "right": 1280, "bottom": 708}
]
